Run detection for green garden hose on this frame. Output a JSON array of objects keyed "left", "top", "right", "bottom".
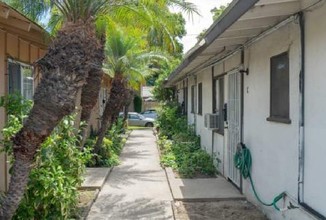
[{"left": 234, "top": 143, "right": 285, "bottom": 211}]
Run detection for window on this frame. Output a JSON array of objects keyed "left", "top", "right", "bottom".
[
  {"left": 213, "top": 77, "right": 225, "bottom": 134},
  {"left": 129, "top": 114, "right": 140, "bottom": 120},
  {"left": 183, "top": 86, "right": 188, "bottom": 115},
  {"left": 267, "top": 52, "right": 291, "bottom": 124},
  {"left": 191, "top": 85, "right": 195, "bottom": 113},
  {"left": 8, "top": 61, "right": 34, "bottom": 100},
  {"left": 198, "top": 83, "right": 202, "bottom": 115}
]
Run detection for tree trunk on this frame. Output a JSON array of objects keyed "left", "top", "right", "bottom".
[
  {"left": 122, "top": 90, "right": 134, "bottom": 126},
  {"left": 94, "top": 75, "right": 127, "bottom": 154},
  {"left": 80, "top": 36, "right": 105, "bottom": 123},
  {"left": 0, "top": 21, "right": 102, "bottom": 219},
  {"left": 78, "top": 36, "right": 105, "bottom": 148}
]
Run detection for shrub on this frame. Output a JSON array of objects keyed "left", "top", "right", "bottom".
[
  {"left": 156, "top": 102, "right": 216, "bottom": 178},
  {"left": 86, "top": 118, "right": 126, "bottom": 167},
  {"left": 0, "top": 95, "right": 92, "bottom": 219},
  {"left": 12, "top": 115, "right": 92, "bottom": 220}
]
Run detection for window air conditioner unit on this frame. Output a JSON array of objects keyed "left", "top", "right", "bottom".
[{"left": 204, "top": 113, "right": 219, "bottom": 129}]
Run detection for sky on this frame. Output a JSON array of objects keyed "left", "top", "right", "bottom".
[{"left": 174, "top": 0, "right": 232, "bottom": 53}]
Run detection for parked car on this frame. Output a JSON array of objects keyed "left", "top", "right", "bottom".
[
  {"left": 120, "top": 112, "right": 155, "bottom": 127},
  {"left": 140, "top": 109, "right": 157, "bottom": 119}
]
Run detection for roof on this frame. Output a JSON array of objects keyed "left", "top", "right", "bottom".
[
  {"left": 166, "top": 0, "right": 318, "bottom": 86},
  {"left": 0, "top": 1, "right": 49, "bottom": 47}
]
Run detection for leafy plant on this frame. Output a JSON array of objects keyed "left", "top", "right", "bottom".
[
  {"left": 156, "top": 102, "right": 216, "bottom": 178},
  {"left": 0, "top": 94, "right": 92, "bottom": 219},
  {"left": 86, "top": 118, "right": 126, "bottom": 167},
  {"left": 11, "top": 115, "right": 93, "bottom": 219}
]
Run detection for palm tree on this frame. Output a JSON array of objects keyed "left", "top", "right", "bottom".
[
  {"left": 0, "top": 1, "right": 109, "bottom": 218},
  {"left": 93, "top": 29, "right": 166, "bottom": 154},
  {"left": 0, "top": 1, "right": 197, "bottom": 217},
  {"left": 4, "top": 1, "right": 196, "bottom": 138}
]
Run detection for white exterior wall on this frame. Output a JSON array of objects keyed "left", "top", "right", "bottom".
[
  {"left": 176, "top": 81, "right": 184, "bottom": 104},
  {"left": 187, "top": 76, "right": 196, "bottom": 125},
  {"left": 242, "top": 20, "right": 318, "bottom": 220},
  {"left": 195, "top": 68, "right": 213, "bottom": 154},
  {"left": 303, "top": 4, "right": 326, "bottom": 218},
  {"left": 173, "top": 5, "right": 326, "bottom": 219}
]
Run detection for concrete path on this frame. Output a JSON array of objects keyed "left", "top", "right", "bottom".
[
  {"left": 87, "top": 129, "right": 174, "bottom": 220},
  {"left": 166, "top": 168, "right": 244, "bottom": 201},
  {"left": 81, "top": 168, "right": 111, "bottom": 190}
]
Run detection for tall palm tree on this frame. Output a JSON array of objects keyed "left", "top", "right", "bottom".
[
  {"left": 0, "top": 1, "right": 109, "bottom": 218},
  {"left": 0, "top": 1, "right": 197, "bottom": 217},
  {"left": 4, "top": 1, "right": 196, "bottom": 139},
  {"left": 93, "top": 29, "right": 166, "bottom": 154}
]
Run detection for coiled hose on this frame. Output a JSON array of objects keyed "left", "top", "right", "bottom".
[{"left": 234, "top": 143, "right": 285, "bottom": 211}]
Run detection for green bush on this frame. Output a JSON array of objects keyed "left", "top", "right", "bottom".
[
  {"left": 133, "top": 95, "right": 142, "bottom": 113},
  {"left": 12, "top": 115, "right": 92, "bottom": 220},
  {"left": 156, "top": 102, "right": 216, "bottom": 178},
  {"left": 86, "top": 118, "right": 126, "bottom": 167},
  {"left": 0, "top": 95, "right": 92, "bottom": 219}
]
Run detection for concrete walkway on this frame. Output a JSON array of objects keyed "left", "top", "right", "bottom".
[{"left": 87, "top": 129, "right": 174, "bottom": 220}]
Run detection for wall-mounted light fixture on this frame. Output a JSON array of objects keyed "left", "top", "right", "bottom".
[{"left": 239, "top": 68, "right": 249, "bottom": 75}]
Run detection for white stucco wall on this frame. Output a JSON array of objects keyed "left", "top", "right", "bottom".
[
  {"left": 242, "top": 19, "right": 318, "bottom": 219},
  {"left": 195, "top": 68, "right": 213, "bottom": 154},
  {"left": 303, "top": 3, "right": 326, "bottom": 218},
  {"left": 176, "top": 81, "right": 184, "bottom": 104},
  {"left": 187, "top": 76, "right": 196, "bottom": 125},
  {"left": 173, "top": 5, "right": 325, "bottom": 219}
]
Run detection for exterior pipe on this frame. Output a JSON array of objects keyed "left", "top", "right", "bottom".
[
  {"left": 194, "top": 76, "right": 197, "bottom": 132},
  {"left": 297, "top": 10, "right": 326, "bottom": 220},
  {"left": 297, "top": 11, "right": 305, "bottom": 207}
]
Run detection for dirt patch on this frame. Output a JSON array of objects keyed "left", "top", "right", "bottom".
[
  {"left": 173, "top": 170, "right": 216, "bottom": 179},
  {"left": 173, "top": 200, "right": 268, "bottom": 220},
  {"left": 74, "top": 189, "right": 98, "bottom": 219}
]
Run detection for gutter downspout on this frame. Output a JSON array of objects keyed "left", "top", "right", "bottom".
[
  {"left": 297, "top": 12, "right": 305, "bottom": 206},
  {"left": 194, "top": 76, "right": 197, "bottom": 132},
  {"left": 211, "top": 66, "right": 215, "bottom": 157}
]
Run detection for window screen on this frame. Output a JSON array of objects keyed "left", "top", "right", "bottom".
[
  {"left": 198, "top": 83, "right": 202, "bottom": 115},
  {"left": 268, "top": 52, "right": 290, "bottom": 123}
]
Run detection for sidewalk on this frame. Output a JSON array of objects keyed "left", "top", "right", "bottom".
[{"left": 87, "top": 129, "right": 174, "bottom": 220}]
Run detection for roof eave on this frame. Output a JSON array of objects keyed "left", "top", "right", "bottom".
[{"left": 166, "top": 0, "right": 259, "bottom": 87}]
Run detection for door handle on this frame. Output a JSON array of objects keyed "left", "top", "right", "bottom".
[{"left": 223, "top": 103, "right": 227, "bottom": 121}]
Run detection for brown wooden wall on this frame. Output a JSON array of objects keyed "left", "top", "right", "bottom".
[{"left": 0, "top": 27, "right": 47, "bottom": 192}]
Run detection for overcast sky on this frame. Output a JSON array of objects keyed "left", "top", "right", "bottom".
[{"left": 174, "top": 0, "right": 232, "bottom": 53}]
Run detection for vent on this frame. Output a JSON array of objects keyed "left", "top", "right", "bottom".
[{"left": 204, "top": 114, "right": 219, "bottom": 129}]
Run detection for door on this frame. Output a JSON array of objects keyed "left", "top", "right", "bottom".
[{"left": 227, "top": 70, "right": 242, "bottom": 187}]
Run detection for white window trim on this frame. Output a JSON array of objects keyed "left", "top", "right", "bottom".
[{"left": 8, "top": 59, "right": 34, "bottom": 99}]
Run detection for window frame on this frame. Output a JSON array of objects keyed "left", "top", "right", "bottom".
[
  {"left": 191, "top": 85, "right": 195, "bottom": 113},
  {"left": 183, "top": 86, "right": 188, "bottom": 115},
  {"left": 266, "top": 52, "right": 291, "bottom": 124},
  {"left": 8, "top": 59, "right": 34, "bottom": 100},
  {"left": 213, "top": 75, "right": 225, "bottom": 135}
]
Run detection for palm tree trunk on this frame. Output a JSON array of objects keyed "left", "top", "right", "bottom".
[
  {"left": 122, "top": 90, "right": 134, "bottom": 126},
  {"left": 0, "top": 21, "right": 102, "bottom": 219},
  {"left": 80, "top": 36, "right": 105, "bottom": 123},
  {"left": 94, "top": 75, "right": 127, "bottom": 154},
  {"left": 79, "top": 69, "right": 104, "bottom": 148},
  {"left": 78, "top": 36, "right": 105, "bottom": 148}
]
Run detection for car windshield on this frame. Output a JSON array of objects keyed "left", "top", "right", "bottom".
[{"left": 139, "top": 114, "right": 146, "bottom": 119}]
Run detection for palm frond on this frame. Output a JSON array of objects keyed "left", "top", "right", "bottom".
[{"left": 3, "top": 0, "right": 52, "bottom": 23}]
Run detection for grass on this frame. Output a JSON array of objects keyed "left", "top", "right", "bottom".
[{"left": 128, "top": 126, "right": 153, "bottom": 130}]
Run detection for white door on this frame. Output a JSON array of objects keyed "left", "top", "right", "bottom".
[{"left": 227, "top": 71, "right": 242, "bottom": 187}]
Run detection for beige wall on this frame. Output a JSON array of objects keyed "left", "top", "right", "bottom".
[{"left": 0, "top": 21, "right": 47, "bottom": 192}]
